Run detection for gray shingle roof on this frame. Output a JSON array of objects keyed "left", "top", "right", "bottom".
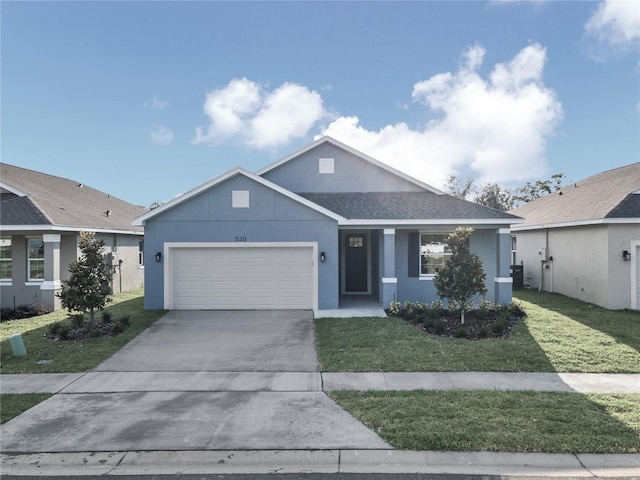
[
  {"left": 510, "top": 163, "right": 640, "bottom": 226},
  {"left": 298, "top": 192, "right": 520, "bottom": 220},
  {"left": 1, "top": 163, "right": 144, "bottom": 232}
]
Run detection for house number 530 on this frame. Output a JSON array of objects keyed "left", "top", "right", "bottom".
[{"left": 235, "top": 236, "right": 247, "bottom": 242}]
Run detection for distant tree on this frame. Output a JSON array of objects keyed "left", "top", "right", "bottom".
[
  {"left": 433, "top": 227, "right": 487, "bottom": 324},
  {"left": 57, "top": 232, "right": 112, "bottom": 324},
  {"left": 444, "top": 174, "right": 475, "bottom": 200},
  {"left": 445, "top": 173, "right": 565, "bottom": 209},
  {"left": 473, "top": 183, "right": 516, "bottom": 211},
  {"left": 513, "top": 173, "right": 565, "bottom": 204}
]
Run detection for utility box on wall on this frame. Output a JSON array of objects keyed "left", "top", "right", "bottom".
[{"left": 538, "top": 247, "right": 549, "bottom": 261}]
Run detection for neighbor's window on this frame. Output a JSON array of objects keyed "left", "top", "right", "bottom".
[
  {"left": 0, "top": 238, "right": 12, "bottom": 280},
  {"left": 420, "top": 233, "right": 452, "bottom": 275},
  {"left": 27, "top": 238, "right": 45, "bottom": 281},
  {"left": 511, "top": 236, "right": 517, "bottom": 265},
  {"left": 138, "top": 239, "right": 144, "bottom": 266}
]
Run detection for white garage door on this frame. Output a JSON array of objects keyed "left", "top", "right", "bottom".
[{"left": 170, "top": 245, "right": 315, "bottom": 310}]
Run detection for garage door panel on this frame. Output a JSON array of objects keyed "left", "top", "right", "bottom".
[{"left": 170, "top": 246, "right": 314, "bottom": 310}]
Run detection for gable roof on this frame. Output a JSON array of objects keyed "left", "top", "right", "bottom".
[
  {"left": 1, "top": 163, "right": 144, "bottom": 234},
  {"left": 256, "top": 136, "right": 445, "bottom": 195},
  {"left": 510, "top": 163, "right": 640, "bottom": 230},
  {"left": 133, "top": 167, "right": 347, "bottom": 226},
  {"left": 300, "top": 192, "right": 520, "bottom": 224}
]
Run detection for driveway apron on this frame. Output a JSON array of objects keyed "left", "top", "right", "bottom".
[{"left": 1, "top": 310, "right": 390, "bottom": 453}]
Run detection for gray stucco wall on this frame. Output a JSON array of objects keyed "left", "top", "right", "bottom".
[
  {"left": 1, "top": 232, "right": 142, "bottom": 312},
  {"left": 261, "top": 143, "right": 424, "bottom": 193},
  {"left": 514, "top": 223, "right": 640, "bottom": 309},
  {"left": 143, "top": 174, "right": 339, "bottom": 310},
  {"left": 393, "top": 227, "right": 502, "bottom": 306}
]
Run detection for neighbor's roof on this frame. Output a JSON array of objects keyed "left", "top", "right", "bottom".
[
  {"left": 1, "top": 163, "right": 144, "bottom": 233},
  {"left": 510, "top": 163, "right": 640, "bottom": 229},
  {"left": 299, "top": 192, "right": 521, "bottom": 223}
]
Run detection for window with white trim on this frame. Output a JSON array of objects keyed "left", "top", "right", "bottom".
[
  {"left": 0, "top": 238, "right": 12, "bottom": 281},
  {"left": 27, "top": 238, "right": 45, "bottom": 281},
  {"left": 420, "top": 233, "right": 452, "bottom": 275},
  {"left": 511, "top": 236, "right": 517, "bottom": 265}
]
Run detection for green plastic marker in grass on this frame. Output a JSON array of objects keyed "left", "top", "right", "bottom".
[{"left": 9, "top": 333, "right": 27, "bottom": 357}]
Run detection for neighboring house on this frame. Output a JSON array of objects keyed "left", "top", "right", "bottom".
[
  {"left": 135, "top": 137, "right": 521, "bottom": 312},
  {"left": 509, "top": 163, "right": 640, "bottom": 310},
  {"left": 1, "top": 163, "right": 145, "bottom": 312}
]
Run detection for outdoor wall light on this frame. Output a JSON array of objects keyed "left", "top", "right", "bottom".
[
  {"left": 155, "top": 252, "right": 162, "bottom": 262},
  {"left": 623, "top": 250, "right": 631, "bottom": 261},
  {"left": 320, "top": 251, "right": 326, "bottom": 263}
]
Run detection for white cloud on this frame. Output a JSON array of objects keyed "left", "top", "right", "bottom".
[
  {"left": 320, "top": 43, "right": 563, "bottom": 188},
  {"left": 144, "top": 96, "right": 170, "bottom": 110},
  {"left": 147, "top": 125, "right": 174, "bottom": 146},
  {"left": 193, "top": 78, "right": 326, "bottom": 148},
  {"left": 585, "top": 0, "right": 640, "bottom": 52}
]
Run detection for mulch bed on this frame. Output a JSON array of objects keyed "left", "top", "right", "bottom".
[{"left": 388, "top": 306, "right": 525, "bottom": 340}]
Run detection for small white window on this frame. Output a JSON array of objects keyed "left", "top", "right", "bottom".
[
  {"left": 0, "top": 238, "right": 12, "bottom": 281},
  {"left": 319, "top": 158, "right": 334, "bottom": 174},
  {"left": 232, "top": 190, "right": 250, "bottom": 208},
  {"left": 511, "top": 236, "right": 517, "bottom": 265}
]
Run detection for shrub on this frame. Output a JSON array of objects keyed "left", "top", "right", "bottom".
[
  {"left": 1, "top": 304, "right": 49, "bottom": 322},
  {"left": 454, "top": 326, "right": 468, "bottom": 338},
  {"left": 101, "top": 311, "right": 112, "bottom": 323},
  {"left": 70, "top": 314, "right": 85, "bottom": 328},
  {"left": 479, "top": 325, "right": 491, "bottom": 338},
  {"left": 113, "top": 315, "right": 131, "bottom": 334},
  {"left": 89, "top": 328, "right": 102, "bottom": 338},
  {"left": 492, "top": 319, "right": 508, "bottom": 334},
  {"left": 432, "top": 319, "right": 446, "bottom": 335}
]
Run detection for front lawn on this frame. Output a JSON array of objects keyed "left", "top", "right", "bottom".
[
  {"left": 315, "top": 290, "right": 640, "bottom": 372},
  {"left": 1, "top": 394, "right": 52, "bottom": 424},
  {"left": 0, "top": 289, "right": 166, "bottom": 374},
  {"left": 330, "top": 390, "right": 640, "bottom": 453}
]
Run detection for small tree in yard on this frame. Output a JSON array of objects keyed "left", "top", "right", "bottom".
[
  {"left": 58, "top": 232, "right": 112, "bottom": 324},
  {"left": 433, "top": 227, "right": 487, "bottom": 324}
]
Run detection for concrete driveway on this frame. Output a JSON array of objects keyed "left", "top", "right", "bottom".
[
  {"left": 1, "top": 310, "right": 390, "bottom": 453},
  {"left": 94, "top": 310, "right": 319, "bottom": 372}
]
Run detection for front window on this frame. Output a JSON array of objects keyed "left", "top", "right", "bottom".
[
  {"left": 0, "top": 238, "right": 12, "bottom": 280},
  {"left": 420, "top": 233, "right": 452, "bottom": 275},
  {"left": 27, "top": 238, "right": 45, "bottom": 281}
]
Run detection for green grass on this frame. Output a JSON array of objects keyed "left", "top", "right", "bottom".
[
  {"left": 330, "top": 390, "right": 640, "bottom": 453},
  {"left": 0, "top": 289, "right": 166, "bottom": 373},
  {"left": 315, "top": 290, "right": 640, "bottom": 372},
  {"left": 1, "top": 394, "right": 52, "bottom": 424}
]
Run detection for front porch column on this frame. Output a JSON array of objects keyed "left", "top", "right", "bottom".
[
  {"left": 494, "top": 228, "right": 513, "bottom": 304},
  {"left": 41, "top": 234, "right": 62, "bottom": 310},
  {"left": 381, "top": 229, "right": 397, "bottom": 307}
]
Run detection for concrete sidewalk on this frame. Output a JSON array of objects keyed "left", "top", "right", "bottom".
[
  {"left": 2, "top": 449, "right": 640, "bottom": 476},
  {"left": 2, "top": 371, "right": 640, "bottom": 394},
  {"left": 2, "top": 371, "right": 639, "bottom": 477}
]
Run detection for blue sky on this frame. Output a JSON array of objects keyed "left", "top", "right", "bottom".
[{"left": 2, "top": 1, "right": 639, "bottom": 207}]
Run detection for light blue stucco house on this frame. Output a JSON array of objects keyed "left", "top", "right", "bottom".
[{"left": 135, "top": 137, "right": 521, "bottom": 313}]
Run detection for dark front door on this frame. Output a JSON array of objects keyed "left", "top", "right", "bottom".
[{"left": 345, "top": 233, "right": 368, "bottom": 293}]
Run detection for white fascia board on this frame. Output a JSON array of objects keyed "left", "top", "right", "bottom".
[
  {"left": 133, "top": 167, "right": 346, "bottom": 226},
  {"left": 0, "top": 225, "right": 143, "bottom": 235},
  {"left": 0, "top": 182, "right": 27, "bottom": 197},
  {"left": 255, "top": 136, "right": 445, "bottom": 195},
  {"left": 511, "top": 218, "right": 640, "bottom": 231},
  {"left": 338, "top": 218, "right": 522, "bottom": 227}
]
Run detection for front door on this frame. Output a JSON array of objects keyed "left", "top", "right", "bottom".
[{"left": 344, "top": 233, "right": 368, "bottom": 293}]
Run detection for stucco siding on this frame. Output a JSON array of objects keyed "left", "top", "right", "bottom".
[
  {"left": 143, "top": 176, "right": 340, "bottom": 310},
  {"left": 261, "top": 143, "right": 424, "bottom": 193},
  {"left": 607, "top": 224, "right": 640, "bottom": 309}
]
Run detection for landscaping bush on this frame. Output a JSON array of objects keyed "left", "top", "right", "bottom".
[
  {"left": 1, "top": 304, "right": 49, "bottom": 322},
  {"left": 387, "top": 300, "right": 526, "bottom": 340}
]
